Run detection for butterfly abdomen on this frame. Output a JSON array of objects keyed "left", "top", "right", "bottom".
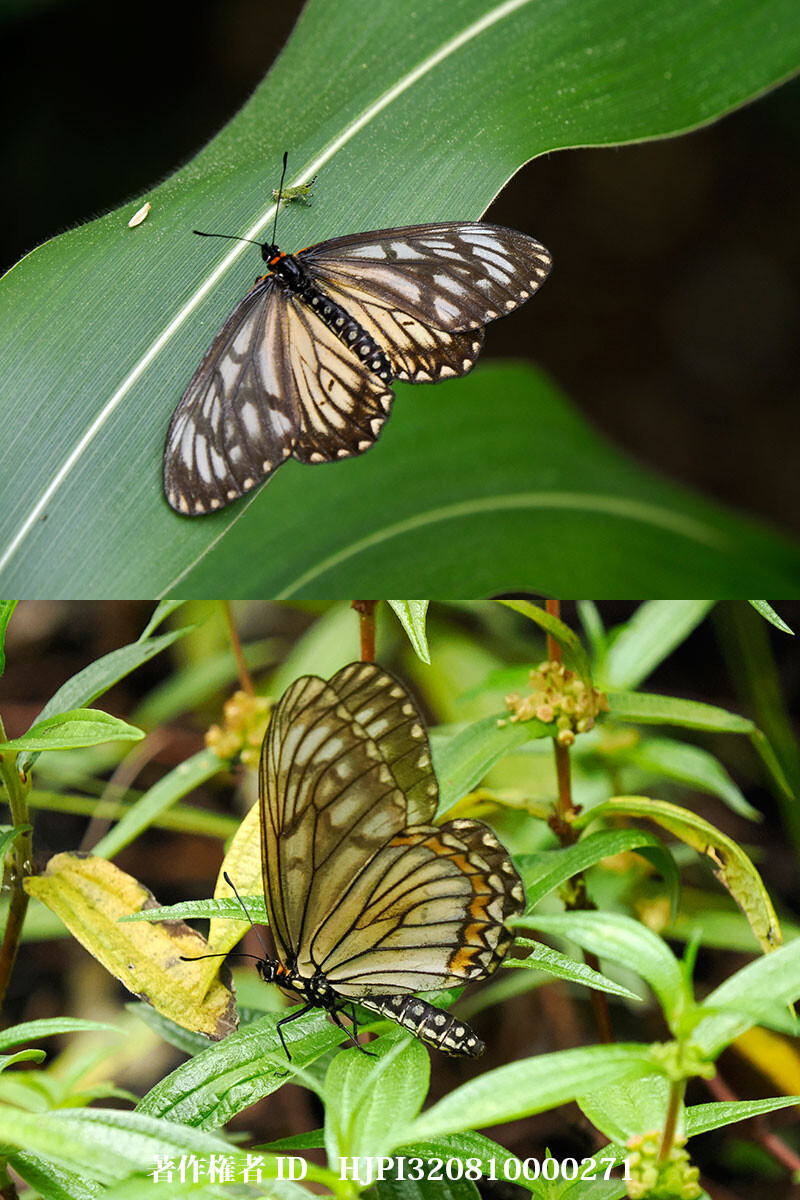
[
  {"left": 272, "top": 254, "right": 394, "bottom": 384},
  {"left": 360, "top": 994, "right": 485, "bottom": 1057}
]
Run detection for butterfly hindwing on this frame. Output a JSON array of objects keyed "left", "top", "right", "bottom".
[
  {"left": 309, "top": 817, "right": 525, "bottom": 994},
  {"left": 283, "top": 296, "right": 394, "bottom": 466}
]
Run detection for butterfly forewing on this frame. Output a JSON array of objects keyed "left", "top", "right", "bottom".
[
  {"left": 259, "top": 663, "right": 439, "bottom": 966},
  {"left": 163, "top": 278, "right": 300, "bottom": 514},
  {"left": 302, "top": 222, "right": 551, "bottom": 381}
]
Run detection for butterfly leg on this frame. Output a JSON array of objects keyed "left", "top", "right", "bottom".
[
  {"left": 275, "top": 1002, "right": 313, "bottom": 1060},
  {"left": 329, "top": 1002, "right": 375, "bottom": 1056}
]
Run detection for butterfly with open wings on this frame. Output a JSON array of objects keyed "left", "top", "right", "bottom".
[
  {"left": 254, "top": 661, "right": 525, "bottom": 1059},
  {"left": 163, "top": 168, "right": 552, "bottom": 515}
]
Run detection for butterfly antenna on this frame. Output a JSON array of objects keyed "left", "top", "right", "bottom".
[
  {"left": 192, "top": 230, "right": 265, "bottom": 246},
  {"left": 271, "top": 150, "right": 289, "bottom": 245},
  {"left": 223, "top": 870, "right": 270, "bottom": 958},
  {"left": 180, "top": 951, "right": 264, "bottom": 963}
]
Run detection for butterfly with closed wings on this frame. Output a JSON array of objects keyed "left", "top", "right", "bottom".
[
  {"left": 163, "top": 157, "right": 552, "bottom": 515},
  {"left": 255, "top": 661, "right": 525, "bottom": 1059}
]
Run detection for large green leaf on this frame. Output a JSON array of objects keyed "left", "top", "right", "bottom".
[{"left": 2, "top": 0, "right": 798, "bottom": 596}]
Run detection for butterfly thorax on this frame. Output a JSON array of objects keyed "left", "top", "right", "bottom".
[
  {"left": 257, "top": 958, "right": 338, "bottom": 1009},
  {"left": 263, "top": 246, "right": 394, "bottom": 385}
]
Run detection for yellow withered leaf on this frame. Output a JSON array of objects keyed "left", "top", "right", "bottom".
[{"left": 25, "top": 852, "right": 236, "bottom": 1040}]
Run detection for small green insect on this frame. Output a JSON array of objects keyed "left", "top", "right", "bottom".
[{"left": 272, "top": 175, "right": 317, "bottom": 208}]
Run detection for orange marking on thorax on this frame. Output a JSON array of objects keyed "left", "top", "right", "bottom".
[{"left": 268, "top": 252, "right": 285, "bottom": 267}]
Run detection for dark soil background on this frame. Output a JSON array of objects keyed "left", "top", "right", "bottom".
[
  {"left": 2, "top": 1, "right": 799, "bottom": 540},
  {"left": 1, "top": 600, "right": 799, "bottom": 1198}
]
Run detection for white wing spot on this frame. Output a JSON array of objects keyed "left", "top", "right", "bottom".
[
  {"left": 433, "top": 273, "right": 467, "bottom": 295},
  {"left": 462, "top": 358, "right": 472, "bottom": 370},
  {"left": 209, "top": 498, "right": 220, "bottom": 510},
  {"left": 178, "top": 496, "right": 189, "bottom": 514},
  {"left": 310, "top": 452, "right": 325, "bottom": 463},
  {"left": 226, "top": 488, "right": 238, "bottom": 500},
  {"left": 410, "top": 723, "right": 424, "bottom": 739},
  {"left": 241, "top": 403, "right": 260, "bottom": 437},
  {"left": 505, "top": 299, "right": 516, "bottom": 309},
  {"left": 439, "top": 365, "right": 456, "bottom": 377},
  {"left": 357, "top": 439, "right": 371, "bottom": 450},
  {"left": 242, "top": 477, "right": 255, "bottom": 490},
  {"left": 434, "top": 295, "right": 459, "bottom": 323},
  {"left": 466, "top": 234, "right": 508, "bottom": 254},
  {"left": 389, "top": 241, "right": 425, "bottom": 260},
  {"left": 262, "top": 459, "right": 272, "bottom": 472},
  {"left": 344, "top": 244, "right": 387, "bottom": 258}
]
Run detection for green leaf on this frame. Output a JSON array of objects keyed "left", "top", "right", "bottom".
[
  {"left": 119, "top": 897, "right": 257, "bottom": 923},
  {"left": 90, "top": 748, "right": 224, "bottom": 860},
  {"left": 433, "top": 711, "right": 550, "bottom": 814},
  {"left": 16, "top": 626, "right": 191, "bottom": 774},
  {"left": 139, "top": 599, "right": 188, "bottom": 640},
  {"left": 0, "top": 1017, "right": 122, "bottom": 1053},
  {"left": 578, "top": 1075, "right": 671, "bottom": 1144},
  {"left": 389, "top": 601, "right": 431, "bottom": 664},
  {"left": 0, "top": 599, "right": 16, "bottom": 674},
  {"left": 0, "top": 1107, "right": 234, "bottom": 1186},
  {"left": 517, "top": 912, "right": 687, "bottom": 1030},
  {"left": 3, "top": 0, "right": 800, "bottom": 595},
  {"left": 578, "top": 796, "right": 781, "bottom": 952},
  {"left": 0, "top": 822, "right": 31, "bottom": 862},
  {"left": 508, "top": 940, "right": 642, "bottom": 1001},
  {"left": 0, "top": 709, "right": 144, "bottom": 753},
  {"left": 398, "top": 1044, "right": 656, "bottom": 1143},
  {"left": 607, "top": 690, "right": 754, "bottom": 734},
  {"left": 137, "top": 1008, "right": 348, "bottom": 1128},
  {"left": 497, "top": 600, "right": 594, "bottom": 690},
  {"left": 324, "top": 1036, "right": 429, "bottom": 1163},
  {"left": 598, "top": 602, "right": 714, "bottom": 690},
  {"left": 748, "top": 601, "right": 794, "bottom": 634},
  {"left": 518, "top": 829, "right": 678, "bottom": 911},
  {"left": 685, "top": 1095, "right": 800, "bottom": 1136},
  {"left": 0, "top": 1049, "right": 46, "bottom": 1072},
  {"left": 622, "top": 736, "right": 761, "bottom": 821},
  {"left": 10, "top": 1152, "right": 104, "bottom": 1200},
  {"left": 692, "top": 939, "right": 800, "bottom": 1056}
]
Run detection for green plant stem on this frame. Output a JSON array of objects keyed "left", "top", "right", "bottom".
[
  {"left": 658, "top": 1078, "right": 684, "bottom": 1164},
  {"left": 0, "top": 716, "right": 33, "bottom": 1015},
  {"left": 223, "top": 602, "right": 254, "bottom": 695},
  {"left": 544, "top": 600, "right": 612, "bottom": 1042}
]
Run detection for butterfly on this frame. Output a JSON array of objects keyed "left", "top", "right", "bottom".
[
  {"left": 255, "top": 661, "right": 525, "bottom": 1059},
  {"left": 163, "top": 186, "right": 552, "bottom": 516}
]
